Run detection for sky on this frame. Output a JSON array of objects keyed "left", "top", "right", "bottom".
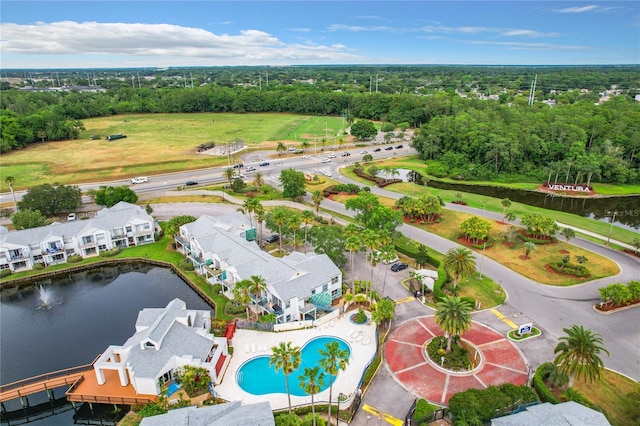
[{"left": 1, "top": 1, "right": 639, "bottom": 69}]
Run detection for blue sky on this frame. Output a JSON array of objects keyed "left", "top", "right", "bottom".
[{"left": 1, "top": 1, "right": 638, "bottom": 69}]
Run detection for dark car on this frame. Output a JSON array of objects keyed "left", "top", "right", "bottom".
[
  {"left": 265, "top": 234, "right": 280, "bottom": 243},
  {"left": 341, "top": 152, "right": 351, "bottom": 157},
  {"left": 232, "top": 163, "right": 244, "bottom": 169},
  {"left": 391, "top": 262, "right": 409, "bottom": 272},
  {"left": 385, "top": 146, "right": 394, "bottom": 151},
  {"left": 395, "top": 145, "right": 403, "bottom": 149},
  {"left": 185, "top": 180, "right": 198, "bottom": 186},
  {"left": 373, "top": 148, "right": 381, "bottom": 152},
  {"left": 259, "top": 161, "right": 270, "bottom": 167}
]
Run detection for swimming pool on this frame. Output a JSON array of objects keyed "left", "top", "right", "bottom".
[{"left": 237, "top": 336, "right": 350, "bottom": 396}]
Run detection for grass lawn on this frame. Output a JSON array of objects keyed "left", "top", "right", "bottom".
[
  {"left": 573, "top": 370, "right": 639, "bottom": 426},
  {"left": 0, "top": 113, "right": 347, "bottom": 192}
]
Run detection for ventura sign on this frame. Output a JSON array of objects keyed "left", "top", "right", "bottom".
[{"left": 544, "top": 183, "right": 593, "bottom": 193}]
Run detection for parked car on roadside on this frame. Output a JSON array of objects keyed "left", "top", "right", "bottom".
[
  {"left": 246, "top": 166, "right": 256, "bottom": 172},
  {"left": 385, "top": 146, "right": 394, "bottom": 150},
  {"left": 185, "top": 180, "right": 199, "bottom": 186},
  {"left": 67, "top": 213, "right": 77, "bottom": 221},
  {"left": 265, "top": 234, "right": 280, "bottom": 243}
]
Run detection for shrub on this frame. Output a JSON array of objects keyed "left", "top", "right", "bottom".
[
  {"left": 352, "top": 308, "right": 368, "bottom": 324},
  {"left": 67, "top": 254, "right": 83, "bottom": 263},
  {"left": 32, "top": 263, "right": 45, "bottom": 271},
  {"left": 225, "top": 301, "right": 246, "bottom": 315},
  {"left": 460, "top": 296, "right": 476, "bottom": 309},
  {"left": 179, "top": 259, "right": 195, "bottom": 271},
  {"left": 532, "top": 363, "right": 560, "bottom": 404},
  {"left": 414, "top": 399, "right": 436, "bottom": 424},
  {"left": 448, "top": 385, "right": 538, "bottom": 423},
  {"left": 275, "top": 413, "right": 301, "bottom": 426},
  {"left": 548, "top": 262, "right": 590, "bottom": 277},
  {"left": 0, "top": 269, "right": 12, "bottom": 278},
  {"left": 99, "top": 247, "right": 121, "bottom": 257},
  {"left": 427, "top": 336, "right": 471, "bottom": 371},
  {"left": 301, "top": 413, "right": 326, "bottom": 426},
  {"left": 173, "top": 365, "right": 211, "bottom": 397}
]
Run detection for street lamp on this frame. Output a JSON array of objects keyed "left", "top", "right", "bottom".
[
  {"left": 336, "top": 393, "right": 346, "bottom": 426},
  {"left": 607, "top": 210, "right": 617, "bottom": 245}
]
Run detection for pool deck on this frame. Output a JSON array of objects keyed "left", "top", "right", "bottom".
[{"left": 214, "top": 314, "right": 377, "bottom": 411}]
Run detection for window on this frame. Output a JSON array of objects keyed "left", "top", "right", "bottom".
[
  {"left": 33, "top": 255, "right": 43, "bottom": 261},
  {"left": 143, "top": 223, "right": 150, "bottom": 230},
  {"left": 98, "top": 245, "right": 107, "bottom": 251},
  {"left": 311, "top": 289, "right": 316, "bottom": 295},
  {"left": 66, "top": 249, "right": 75, "bottom": 256},
  {"left": 0, "top": 264, "right": 9, "bottom": 270},
  {"left": 82, "top": 236, "right": 93, "bottom": 245},
  {"left": 285, "top": 300, "right": 291, "bottom": 309},
  {"left": 52, "top": 254, "right": 64, "bottom": 261},
  {"left": 96, "top": 233, "right": 105, "bottom": 241},
  {"left": 126, "top": 226, "right": 133, "bottom": 233},
  {"left": 331, "top": 276, "right": 339, "bottom": 285},
  {"left": 331, "top": 289, "right": 339, "bottom": 298},
  {"left": 322, "top": 284, "right": 328, "bottom": 292}
]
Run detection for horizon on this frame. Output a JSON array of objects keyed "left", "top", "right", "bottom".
[{"left": 1, "top": 1, "right": 638, "bottom": 69}]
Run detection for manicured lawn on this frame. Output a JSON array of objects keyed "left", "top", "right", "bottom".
[
  {"left": 573, "top": 370, "right": 639, "bottom": 426},
  {"left": 0, "top": 113, "right": 346, "bottom": 192}
]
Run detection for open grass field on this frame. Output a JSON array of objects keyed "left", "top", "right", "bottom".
[{"left": 0, "top": 113, "right": 346, "bottom": 192}]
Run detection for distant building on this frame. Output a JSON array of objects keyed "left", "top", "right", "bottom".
[{"left": 0, "top": 202, "right": 155, "bottom": 273}]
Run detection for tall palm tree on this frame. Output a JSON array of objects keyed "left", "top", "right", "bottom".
[
  {"left": 270, "top": 342, "right": 302, "bottom": 414},
  {"left": 255, "top": 204, "right": 266, "bottom": 244},
  {"left": 319, "top": 341, "right": 350, "bottom": 426},
  {"left": 301, "top": 210, "right": 315, "bottom": 252},
  {"left": 5, "top": 176, "right": 18, "bottom": 212},
  {"left": 276, "top": 141, "right": 287, "bottom": 156},
  {"left": 300, "top": 140, "right": 311, "bottom": 153},
  {"left": 553, "top": 325, "right": 609, "bottom": 385},
  {"left": 288, "top": 212, "right": 302, "bottom": 251},
  {"left": 242, "top": 198, "right": 261, "bottom": 229},
  {"left": 268, "top": 206, "right": 289, "bottom": 253},
  {"left": 311, "top": 190, "right": 323, "bottom": 214},
  {"left": 232, "top": 279, "right": 253, "bottom": 319},
  {"left": 443, "top": 246, "right": 476, "bottom": 290},
  {"left": 253, "top": 172, "right": 264, "bottom": 191},
  {"left": 298, "top": 366, "right": 325, "bottom": 426},
  {"left": 223, "top": 167, "right": 235, "bottom": 186},
  {"left": 344, "top": 235, "right": 362, "bottom": 273},
  {"left": 435, "top": 296, "right": 473, "bottom": 353},
  {"left": 247, "top": 275, "right": 267, "bottom": 304}
]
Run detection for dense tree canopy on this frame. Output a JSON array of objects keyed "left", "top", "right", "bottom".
[
  {"left": 279, "top": 168, "right": 307, "bottom": 200},
  {"left": 11, "top": 209, "right": 47, "bottom": 230},
  {"left": 17, "top": 183, "right": 82, "bottom": 216},
  {"left": 94, "top": 186, "right": 139, "bottom": 207}
]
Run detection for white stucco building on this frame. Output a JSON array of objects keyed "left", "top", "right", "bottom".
[
  {"left": 0, "top": 202, "right": 156, "bottom": 273},
  {"left": 175, "top": 213, "right": 343, "bottom": 324},
  {"left": 93, "top": 298, "right": 228, "bottom": 396}
]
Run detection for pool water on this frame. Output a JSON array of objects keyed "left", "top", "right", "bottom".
[
  {"left": 237, "top": 336, "right": 350, "bottom": 396},
  {"left": 167, "top": 382, "right": 181, "bottom": 396}
]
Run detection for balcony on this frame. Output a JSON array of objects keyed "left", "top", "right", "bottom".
[
  {"left": 79, "top": 240, "right": 96, "bottom": 248},
  {"left": 9, "top": 252, "right": 28, "bottom": 261}
]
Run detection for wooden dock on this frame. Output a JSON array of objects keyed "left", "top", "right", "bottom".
[{"left": 0, "top": 363, "right": 91, "bottom": 404}]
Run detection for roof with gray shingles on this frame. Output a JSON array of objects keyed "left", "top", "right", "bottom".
[
  {"left": 491, "top": 401, "right": 611, "bottom": 426},
  {"left": 0, "top": 201, "right": 152, "bottom": 247},
  {"left": 184, "top": 214, "right": 340, "bottom": 302},
  {"left": 139, "top": 401, "right": 275, "bottom": 426},
  {"left": 123, "top": 299, "right": 214, "bottom": 379}
]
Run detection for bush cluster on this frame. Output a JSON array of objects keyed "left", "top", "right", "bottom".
[
  {"left": 427, "top": 336, "right": 471, "bottom": 371},
  {"left": 67, "top": 254, "right": 83, "bottom": 263},
  {"left": 548, "top": 262, "right": 589, "bottom": 277},
  {"left": 448, "top": 384, "right": 538, "bottom": 423},
  {"left": 225, "top": 301, "right": 246, "bottom": 315},
  {"left": 179, "top": 259, "right": 195, "bottom": 271},
  {"left": 0, "top": 269, "right": 12, "bottom": 278},
  {"left": 32, "top": 263, "right": 45, "bottom": 271},
  {"left": 98, "top": 247, "right": 121, "bottom": 257},
  {"left": 532, "top": 363, "right": 560, "bottom": 404}
]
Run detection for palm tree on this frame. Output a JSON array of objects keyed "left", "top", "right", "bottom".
[
  {"left": 300, "top": 140, "right": 311, "bottom": 153},
  {"left": 232, "top": 279, "right": 253, "bottom": 319},
  {"left": 289, "top": 212, "right": 302, "bottom": 250},
  {"left": 553, "top": 325, "right": 609, "bottom": 385},
  {"left": 255, "top": 204, "right": 266, "bottom": 244},
  {"left": 5, "top": 176, "right": 18, "bottom": 212},
  {"left": 311, "top": 190, "right": 323, "bottom": 214},
  {"left": 268, "top": 206, "right": 289, "bottom": 253},
  {"left": 242, "top": 198, "right": 261, "bottom": 228},
  {"left": 319, "top": 341, "right": 350, "bottom": 425},
  {"left": 253, "top": 172, "right": 264, "bottom": 191},
  {"left": 443, "top": 246, "right": 476, "bottom": 290},
  {"left": 435, "top": 296, "right": 473, "bottom": 353},
  {"left": 344, "top": 235, "right": 362, "bottom": 273},
  {"left": 300, "top": 210, "right": 315, "bottom": 252},
  {"left": 270, "top": 342, "right": 302, "bottom": 414},
  {"left": 298, "top": 366, "right": 325, "bottom": 426},
  {"left": 223, "top": 167, "right": 235, "bottom": 186},
  {"left": 523, "top": 241, "right": 536, "bottom": 259},
  {"left": 247, "top": 275, "right": 267, "bottom": 304},
  {"left": 276, "top": 141, "right": 287, "bottom": 156}
]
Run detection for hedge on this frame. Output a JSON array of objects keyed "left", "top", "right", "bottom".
[{"left": 532, "top": 364, "right": 560, "bottom": 404}]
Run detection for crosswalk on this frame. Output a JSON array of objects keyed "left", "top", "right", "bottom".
[{"left": 361, "top": 404, "right": 404, "bottom": 426}]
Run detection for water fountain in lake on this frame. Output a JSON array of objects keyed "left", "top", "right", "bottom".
[{"left": 37, "top": 285, "right": 56, "bottom": 309}]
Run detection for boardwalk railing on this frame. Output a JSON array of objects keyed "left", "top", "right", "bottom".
[{"left": 0, "top": 357, "right": 98, "bottom": 403}]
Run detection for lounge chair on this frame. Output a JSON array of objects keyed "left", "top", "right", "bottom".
[
  {"left": 361, "top": 337, "right": 371, "bottom": 345},
  {"left": 245, "top": 344, "right": 250, "bottom": 353},
  {"left": 329, "top": 320, "right": 335, "bottom": 327},
  {"left": 251, "top": 343, "right": 256, "bottom": 353},
  {"left": 355, "top": 334, "right": 363, "bottom": 342}
]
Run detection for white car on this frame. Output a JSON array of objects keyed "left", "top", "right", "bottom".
[
  {"left": 328, "top": 153, "right": 337, "bottom": 158},
  {"left": 67, "top": 213, "right": 77, "bottom": 221},
  {"left": 131, "top": 176, "right": 148, "bottom": 184},
  {"left": 323, "top": 170, "right": 332, "bottom": 177},
  {"left": 360, "top": 150, "right": 369, "bottom": 154},
  {"left": 246, "top": 166, "right": 256, "bottom": 172},
  {"left": 302, "top": 155, "right": 311, "bottom": 159},
  {"left": 321, "top": 158, "right": 331, "bottom": 163}
]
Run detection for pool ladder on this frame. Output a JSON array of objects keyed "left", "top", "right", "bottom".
[{"left": 237, "top": 371, "right": 244, "bottom": 384}]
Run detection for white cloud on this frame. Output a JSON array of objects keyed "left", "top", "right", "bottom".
[
  {"left": 469, "top": 40, "right": 590, "bottom": 51},
  {"left": 0, "top": 21, "right": 362, "bottom": 66},
  {"left": 554, "top": 5, "right": 600, "bottom": 13}
]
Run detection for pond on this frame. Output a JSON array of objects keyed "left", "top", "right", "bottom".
[
  {"left": 0, "top": 263, "right": 212, "bottom": 424},
  {"left": 378, "top": 169, "right": 640, "bottom": 230}
]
